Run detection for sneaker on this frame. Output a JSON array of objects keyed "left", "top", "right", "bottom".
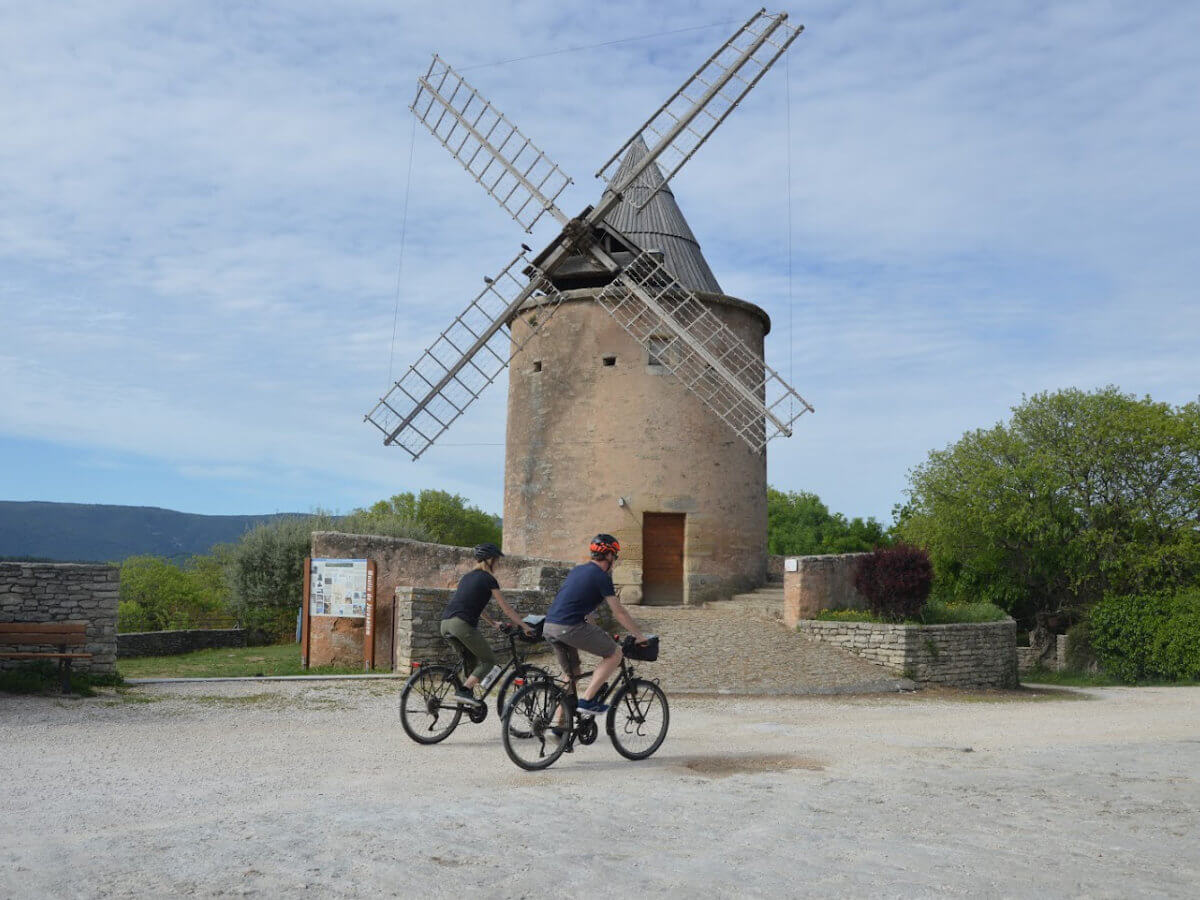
[
  {"left": 454, "top": 687, "right": 481, "bottom": 706},
  {"left": 575, "top": 697, "right": 609, "bottom": 717}
]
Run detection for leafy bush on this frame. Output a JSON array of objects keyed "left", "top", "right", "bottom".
[
  {"left": 853, "top": 543, "right": 933, "bottom": 622},
  {"left": 226, "top": 515, "right": 332, "bottom": 640},
  {"left": 898, "top": 387, "right": 1200, "bottom": 625},
  {"left": 814, "top": 609, "right": 876, "bottom": 622},
  {"left": 0, "top": 660, "right": 123, "bottom": 696},
  {"left": 813, "top": 599, "right": 1004, "bottom": 625},
  {"left": 1064, "top": 617, "right": 1097, "bottom": 672},
  {"left": 1090, "top": 588, "right": 1200, "bottom": 683},
  {"left": 767, "top": 489, "right": 889, "bottom": 556},
  {"left": 920, "top": 599, "right": 1007, "bottom": 624}
]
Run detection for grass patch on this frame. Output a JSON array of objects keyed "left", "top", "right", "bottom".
[
  {"left": 0, "top": 661, "right": 124, "bottom": 697},
  {"left": 189, "top": 692, "right": 288, "bottom": 708},
  {"left": 896, "top": 685, "right": 1091, "bottom": 703},
  {"left": 1023, "top": 667, "right": 1200, "bottom": 688},
  {"left": 117, "top": 642, "right": 366, "bottom": 679},
  {"left": 814, "top": 600, "right": 1008, "bottom": 625}
]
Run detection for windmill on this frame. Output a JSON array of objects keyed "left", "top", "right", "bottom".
[
  {"left": 366, "top": 9, "right": 814, "bottom": 604},
  {"left": 366, "top": 8, "right": 812, "bottom": 460}
]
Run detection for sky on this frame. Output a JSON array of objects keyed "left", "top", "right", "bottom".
[{"left": 1, "top": 0, "right": 1197, "bottom": 525}]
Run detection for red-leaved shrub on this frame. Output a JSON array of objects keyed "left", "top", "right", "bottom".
[{"left": 853, "top": 544, "right": 934, "bottom": 621}]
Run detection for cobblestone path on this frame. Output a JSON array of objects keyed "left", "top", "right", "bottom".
[{"left": 629, "top": 605, "right": 912, "bottom": 694}]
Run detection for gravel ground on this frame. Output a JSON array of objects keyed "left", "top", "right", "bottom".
[
  {"left": 2, "top": 681, "right": 1198, "bottom": 898},
  {"left": 633, "top": 606, "right": 912, "bottom": 694}
]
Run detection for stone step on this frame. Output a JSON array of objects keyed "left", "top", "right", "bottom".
[{"left": 703, "top": 585, "right": 785, "bottom": 618}]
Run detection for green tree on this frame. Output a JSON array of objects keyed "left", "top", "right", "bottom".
[
  {"left": 767, "top": 489, "right": 889, "bottom": 555},
  {"left": 118, "top": 555, "right": 230, "bottom": 632},
  {"left": 363, "top": 489, "right": 501, "bottom": 547},
  {"left": 898, "top": 387, "right": 1200, "bottom": 624}
]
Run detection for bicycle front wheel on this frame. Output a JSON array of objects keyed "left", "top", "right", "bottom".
[
  {"left": 501, "top": 681, "right": 570, "bottom": 770},
  {"left": 606, "top": 677, "right": 669, "bottom": 760},
  {"left": 398, "top": 665, "right": 462, "bottom": 744}
]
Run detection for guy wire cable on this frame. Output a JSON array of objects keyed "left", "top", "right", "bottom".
[{"left": 388, "top": 115, "right": 419, "bottom": 385}]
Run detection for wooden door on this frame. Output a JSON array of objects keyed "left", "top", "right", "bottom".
[{"left": 642, "top": 513, "right": 685, "bottom": 605}]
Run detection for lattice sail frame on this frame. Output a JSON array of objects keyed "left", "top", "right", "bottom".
[
  {"left": 595, "top": 251, "right": 813, "bottom": 452},
  {"left": 365, "top": 252, "right": 564, "bottom": 459},
  {"left": 412, "top": 55, "right": 572, "bottom": 233},
  {"left": 595, "top": 9, "right": 803, "bottom": 210}
]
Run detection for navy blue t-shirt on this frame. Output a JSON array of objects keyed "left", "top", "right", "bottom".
[
  {"left": 441, "top": 569, "right": 500, "bottom": 628},
  {"left": 546, "top": 562, "right": 616, "bottom": 626}
]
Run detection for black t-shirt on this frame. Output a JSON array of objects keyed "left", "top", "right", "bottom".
[{"left": 441, "top": 569, "right": 500, "bottom": 628}]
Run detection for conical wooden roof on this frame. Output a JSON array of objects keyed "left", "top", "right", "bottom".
[{"left": 602, "top": 137, "right": 722, "bottom": 295}]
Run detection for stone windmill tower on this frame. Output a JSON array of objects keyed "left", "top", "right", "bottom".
[{"left": 366, "top": 10, "right": 813, "bottom": 605}]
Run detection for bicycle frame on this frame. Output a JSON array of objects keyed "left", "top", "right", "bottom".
[
  {"left": 551, "top": 655, "right": 651, "bottom": 749},
  {"left": 413, "top": 628, "right": 537, "bottom": 708}
]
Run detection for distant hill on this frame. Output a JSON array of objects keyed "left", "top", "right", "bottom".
[{"left": 0, "top": 501, "right": 306, "bottom": 563}]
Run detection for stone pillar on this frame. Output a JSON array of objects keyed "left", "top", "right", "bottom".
[{"left": 783, "top": 553, "right": 870, "bottom": 629}]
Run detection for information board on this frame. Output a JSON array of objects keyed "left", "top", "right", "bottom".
[{"left": 309, "top": 558, "right": 369, "bottom": 618}]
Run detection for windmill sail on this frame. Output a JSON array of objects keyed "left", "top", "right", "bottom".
[
  {"left": 594, "top": 9, "right": 803, "bottom": 210},
  {"left": 365, "top": 251, "right": 564, "bottom": 459},
  {"left": 413, "top": 55, "right": 572, "bottom": 232},
  {"left": 595, "top": 250, "right": 812, "bottom": 452}
]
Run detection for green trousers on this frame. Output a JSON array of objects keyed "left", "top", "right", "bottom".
[{"left": 439, "top": 616, "right": 497, "bottom": 681}]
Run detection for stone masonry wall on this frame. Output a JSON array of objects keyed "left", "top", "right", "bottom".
[
  {"left": 798, "top": 619, "right": 1018, "bottom": 688},
  {"left": 118, "top": 628, "right": 247, "bottom": 658},
  {"left": 0, "top": 562, "right": 120, "bottom": 675},
  {"left": 783, "top": 553, "right": 870, "bottom": 628},
  {"left": 310, "top": 532, "right": 573, "bottom": 670},
  {"left": 1016, "top": 635, "right": 1069, "bottom": 675},
  {"left": 393, "top": 586, "right": 555, "bottom": 670}
]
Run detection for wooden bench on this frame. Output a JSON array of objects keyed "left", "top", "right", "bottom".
[{"left": 0, "top": 622, "right": 92, "bottom": 693}]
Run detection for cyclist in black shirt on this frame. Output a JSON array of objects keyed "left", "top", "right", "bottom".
[{"left": 440, "top": 542, "right": 532, "bottom": 705}]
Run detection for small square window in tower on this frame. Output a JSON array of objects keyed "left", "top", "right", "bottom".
[{"left": 642, "top": 512, "right": 685, "bottom": 606}]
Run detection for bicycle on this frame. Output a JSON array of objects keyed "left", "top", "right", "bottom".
[
  {"left": 399, "top": 616, "right": 554, "bottom": 745},
  {"left": 500, "top": 633, "right": 669, "bottom": 770}
]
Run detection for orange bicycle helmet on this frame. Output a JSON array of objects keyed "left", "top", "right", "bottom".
[{"left": 589, "top": 533, "right": 620, "bottom": 559}]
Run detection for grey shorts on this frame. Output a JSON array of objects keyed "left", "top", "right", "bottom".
[{"left": 543, "top": 621, "right": 619, "bottom": 678}]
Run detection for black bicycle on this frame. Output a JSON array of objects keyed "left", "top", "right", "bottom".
[
  {"left": 399, "top": 616, "right": 553, "bottom": 744},
  {"left": 500, "top": 634, "right": 669, "bottom": 770}
]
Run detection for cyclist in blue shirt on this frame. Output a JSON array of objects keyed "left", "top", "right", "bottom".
[{"left": 543, "top": 533, "right": 647, "bottom": 716}]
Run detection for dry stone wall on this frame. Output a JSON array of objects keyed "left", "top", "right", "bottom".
[
  {"left": 393, "top": 587, "right": 555, "bottom": 670},
  {"left": 0, "top": 562, "right": 119, "bottom": 675},
  {"left": 118, "top": 628, "right": 247, "bottom": 658},
  {"left": 798, "top": 619, "right": 1018, "bottom": 688}
]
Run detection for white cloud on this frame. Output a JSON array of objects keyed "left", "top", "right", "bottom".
[{"left": 1, "top": 0, "right": 1197, "bottom": 522}]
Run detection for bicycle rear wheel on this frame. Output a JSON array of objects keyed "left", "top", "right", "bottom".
[
  {"left": 498, "top": 663, "right": 554, "bottom": 720},
  {"left": 606, "top": 678, "right": 669, "bottom": 760},
  {"left": 501, "top": 681, "right": 570, "bottom": 770},
  {"left": 399, "top": 665, "right": 462, "bottom": 744}
]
